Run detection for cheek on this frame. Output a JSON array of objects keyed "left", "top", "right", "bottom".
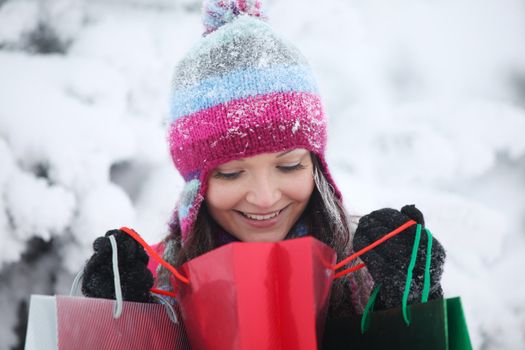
[
  {"left": 283, "top": 171, "right": 315, "bottom": 202},
  {"left": 206, "top": 180, "right": 243, "bottom": 210}
]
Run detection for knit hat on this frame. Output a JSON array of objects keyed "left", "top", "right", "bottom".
[{"left": 168, "top": 0, "right": 341, "bottom": 242}]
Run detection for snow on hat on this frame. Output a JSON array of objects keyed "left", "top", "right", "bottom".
[{"left": 168, "top": 0, "right": 341, "bottom": 242}]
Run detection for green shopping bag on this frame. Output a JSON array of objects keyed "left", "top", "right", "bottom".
[
  {"left": 323, "top": 296, "right": 472, "bottom": 349},
  {"left": 324, "top": 223, "right": 472, "bottom": 349}
]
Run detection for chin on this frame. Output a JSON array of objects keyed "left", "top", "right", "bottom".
[{"left": 236, "top": 231, "right": 288, "bottom": 243}]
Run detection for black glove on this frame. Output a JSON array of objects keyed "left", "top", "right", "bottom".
[
  {"left": 81, "top": 229, "right": 154, "bottom": 303},
  {"left": 353, "top": 205, "right": 446, "bottom": 310}
]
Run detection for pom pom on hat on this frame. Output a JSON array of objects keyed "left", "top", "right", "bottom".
[{"left": 202, "top": 0, "right": 266, "bottom": 35}]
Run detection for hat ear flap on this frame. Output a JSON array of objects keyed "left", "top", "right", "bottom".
[{"left": 178, "top": 177, "right": 205, "bottom": 242}]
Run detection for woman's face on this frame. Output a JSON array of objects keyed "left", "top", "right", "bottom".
[{"left": 205, "top": 149, "right": 315, "bottom": 242}]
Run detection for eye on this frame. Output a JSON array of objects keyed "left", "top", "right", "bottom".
[
  {"left": 212, "top": 170, "right": 243, "bottom": 180},
  {"left": 277, "top": 163, "right": 306, "bottom": 172}
]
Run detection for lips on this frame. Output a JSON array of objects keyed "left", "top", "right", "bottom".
[
  {"left": 241, "top": 210, "right": 281, "bottom": 221},
  {"left": 235, "top": 205, "right": 289, "bottom": 223}
]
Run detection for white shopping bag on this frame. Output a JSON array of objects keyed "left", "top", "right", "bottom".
[{"left": 25, "top": 295, "right": 58, "bottom": 350}]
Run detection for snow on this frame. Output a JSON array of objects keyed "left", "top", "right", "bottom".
[
  {"left": 1, "top": 0, "right": 525, "bottom": 348},
  {"left": 0, "top": 1, "right": 39, "bottom": 47}
]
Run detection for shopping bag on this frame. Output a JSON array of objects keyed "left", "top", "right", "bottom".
[
  {"left": 25, "top": 295, "right": 58, "bottom": 350},
  {"left": 118, "top": 221, "right": 468, "bottom": 350},
  {"left": 324, "top": 224, "right": 472, "bottom": 349},
  {"left": 175, "top": 236, "right": 337, "bottom": 350},
  {"left": 323, "top": 296, "right": 472, "bottom": 350},
  {"left": 25, "top": 234, "right": 190, "bottom": 350},
  {"left": 117, "top": 221, "right": 421, "bottom": 350},
  {"left": 25, "top": 294, "right": 190, "bottom": 350}
]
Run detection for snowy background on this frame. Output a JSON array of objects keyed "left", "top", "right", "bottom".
[{"left": 1, "top": 0, "right": 524, "bottom": 348}]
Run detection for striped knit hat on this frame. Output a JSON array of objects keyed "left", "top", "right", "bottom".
[{"left": 168, "top": 0, "right": 341, "bottom": 242}]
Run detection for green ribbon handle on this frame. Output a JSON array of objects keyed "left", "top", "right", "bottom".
[
  {"left": 402, "top": 224, "right": 434, "bottom": 325},
  {"left": 361, "top": 284, "right": 381, "bottom": 334},
  {"left": 401, "top": 224, "right": 422, "bottom": 324},
  {"left": 361, "top": 223, "right": 434, "bottom": 332},
  {"left": 421, "top": 228, "right": 433, "bottom": 303}
]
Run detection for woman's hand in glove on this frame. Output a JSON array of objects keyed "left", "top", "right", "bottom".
[
  {"left": 353, "top": 205, "right": 446, "bottom": 310},
  {"left": 81, "top": 229, "right": 154, "bottom": 303}
]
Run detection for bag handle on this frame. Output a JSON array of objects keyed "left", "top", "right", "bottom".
[
  {"left": 332, "top": 220, "right": 417, "bottom": 278},
  {"left": 122, "top": 221, "right": 419, "bottom": 287},
  {"left": 71, "top": 233, "right": 182, "bottom": 323},
  {"left": 151, "top": 294, "right": 179, "bottom": 323},
  {"left": 108, "top": 235, "right": 124, "bottom": 318},
  {"left": 119, "top": 227, "right": 189, "bottom": 285},
  {"left": 120, "top": 222, "right": 425, "bottom": 301},
  {"left": 70, "top": 235, "right": 124, "bottom": 319},
  {"left": 360, "top": 224, "right": 434, "bottom": 331}
]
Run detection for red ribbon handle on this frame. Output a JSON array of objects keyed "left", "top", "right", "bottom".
[
  {"left": 119, "top": 227, "right": 190, "bottom": 285},
  {"left": 120, "top": 220, "right": 417, "bottom": 286},
  {"left": 332, "top": 220, "right": 417, "bottom": 279}
]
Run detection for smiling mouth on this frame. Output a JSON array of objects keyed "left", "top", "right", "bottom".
[{"left": 237, "top": 206, "right": 288, "bottom": 221}]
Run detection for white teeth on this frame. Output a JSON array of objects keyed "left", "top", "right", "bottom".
[{"left": 242, "top": 210, "right": 280, "bottom": 221}]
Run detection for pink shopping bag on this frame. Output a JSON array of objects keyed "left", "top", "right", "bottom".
[
  {"left": 25, "top": 294, "right": 190, "bottom": 350},
  {"left": 58, "top": 295, "right": 189, "bottom": 349}
]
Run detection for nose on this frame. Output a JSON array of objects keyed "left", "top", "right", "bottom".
[{"left": 245, "top": 174, "right": 281, "bottom": 209}]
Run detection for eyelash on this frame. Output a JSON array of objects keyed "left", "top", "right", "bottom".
[
  {"left": 277, "top": 163, "right": 306, "bottom": 172},
  {"left": 212, "top": 171, "right": 242, "bottom": 180},
  {"left": 212, "top": 163, "right": 306, "bottom": 180}
]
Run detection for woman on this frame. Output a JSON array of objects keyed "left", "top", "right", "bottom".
[{"left": 82, "top": 0, "right": 445, "bottom": 333}]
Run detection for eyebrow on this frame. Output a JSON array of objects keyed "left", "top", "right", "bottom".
[{"left": 277, "top": 149, "right": 295, "bottom": 158}]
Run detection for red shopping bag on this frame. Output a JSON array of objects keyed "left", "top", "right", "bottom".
[
  {"left": 175, "top": 237, "right": 336, "bottom": 350},
  {"left": 120, "top": 220, "right": 417, "bottom": 350}
]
